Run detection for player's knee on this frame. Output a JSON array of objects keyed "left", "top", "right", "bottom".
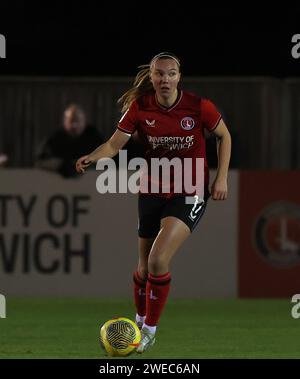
[
  {"left": 148, "top": 253, "right": 167, "bottom": 275},
  {"left": 137, "top": 266, "right": 148, "bottom": 281}
]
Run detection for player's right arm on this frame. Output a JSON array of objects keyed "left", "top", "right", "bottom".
[{"left": 76, "top": 129, "right": 130, "bottom": 173}]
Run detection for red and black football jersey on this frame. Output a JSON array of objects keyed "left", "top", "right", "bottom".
[{"left": 118, "top": 90, "right": 221, "bottom": 198}]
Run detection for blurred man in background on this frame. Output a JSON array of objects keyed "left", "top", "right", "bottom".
[
  {"left": 36, "top": 104, "right": 103, "bottom": 177},
  {"left": 0, "top": 153, "right": 8, "bottom": 167}
]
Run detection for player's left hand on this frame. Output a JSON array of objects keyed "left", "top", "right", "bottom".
[{"left": 210, "top": 177, "right": 228, "bottom": 200}]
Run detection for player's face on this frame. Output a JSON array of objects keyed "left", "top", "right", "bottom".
[{"left": 150, "top": 59, "right": 181, "bottom": 101}]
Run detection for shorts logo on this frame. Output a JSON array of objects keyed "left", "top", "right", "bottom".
[
  {"left": 181, "top": 117, "right": 195, "bottom": 131},
  {"left": 189, "top": 195, "right": 204, "bottom": 221}
]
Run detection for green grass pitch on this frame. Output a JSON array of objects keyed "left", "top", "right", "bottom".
[{"left": 0, "top": 298, "right": 299, "bottom": 359}]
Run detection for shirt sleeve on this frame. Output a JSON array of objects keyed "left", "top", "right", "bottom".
[
  {"left": 117, "top": 101, "right": 139, "bottom": 135},
  {"left": 200, "top": 99, "right": 222, "bottom": 132}
]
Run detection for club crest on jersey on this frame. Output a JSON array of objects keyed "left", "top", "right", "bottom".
[
  {"left": 181, "top": 117, "right": 195, "bottom": 130},
  {"left": 145, "top": 119, "right": 156, "bottom": 127}
]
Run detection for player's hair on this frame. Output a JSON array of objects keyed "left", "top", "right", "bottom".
[{"left": 118, "top": 52, "right": 180, "bottom": 113}]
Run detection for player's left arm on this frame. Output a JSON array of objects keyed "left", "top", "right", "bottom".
[{"left": 210, "top": 119, "right": 232, "bottom": 200}]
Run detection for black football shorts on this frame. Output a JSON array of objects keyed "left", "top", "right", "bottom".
[{"left": 138, "top": 193, "right": 209, "bottom": 238}]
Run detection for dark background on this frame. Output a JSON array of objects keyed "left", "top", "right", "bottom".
[{"left": 0, "top": 1, "right": 299, "bottom": 77}]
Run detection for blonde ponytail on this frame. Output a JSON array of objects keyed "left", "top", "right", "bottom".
[
  {"left": 118, "top": 52, "right": 180, "bottom": 113},
  {"left": 117, "top": 65, "right": 153, "bottom": 113}
]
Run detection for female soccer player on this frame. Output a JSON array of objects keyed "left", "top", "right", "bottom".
[{"left": 76, "top": 52, "right": 231, "bottom": 353}]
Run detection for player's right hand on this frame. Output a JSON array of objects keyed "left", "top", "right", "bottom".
[{"left": 76, "top": 155, "right": 92, "bottom": 174}]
